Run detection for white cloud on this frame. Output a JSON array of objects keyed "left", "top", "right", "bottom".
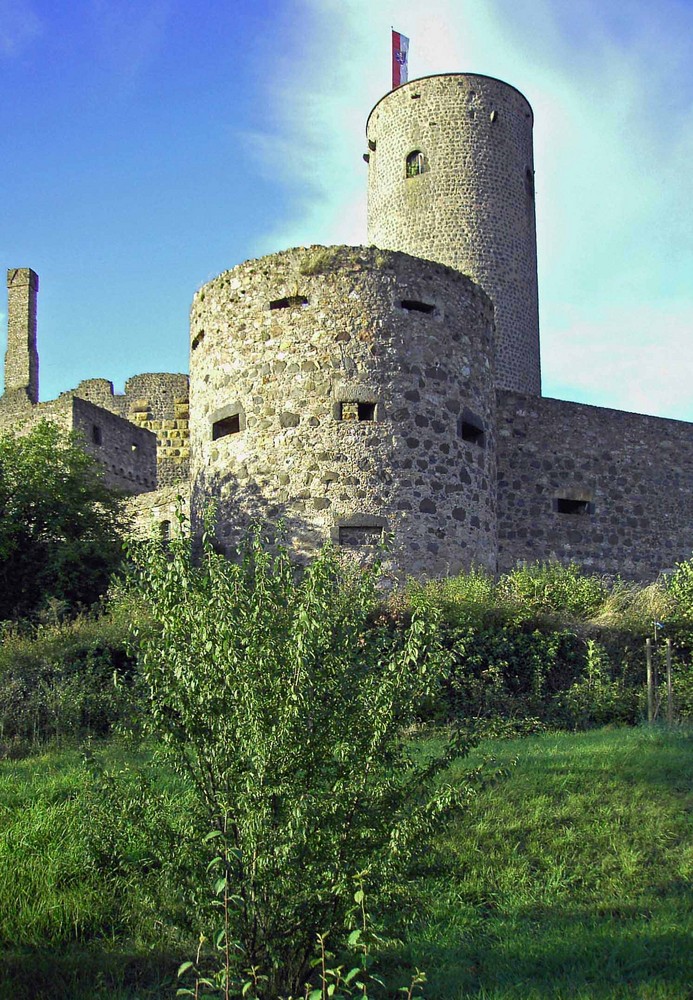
[{"left": 246, "top": 0, "right": 693, "bottom": 420}]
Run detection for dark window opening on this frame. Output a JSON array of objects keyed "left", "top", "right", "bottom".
[
  {"left": 269, "top": 295, "right": 308, "bottom": 310},
  {"left": 401, "top": 299, "right": 435, "bottom": 314},
  {"left": 458, "top": 410, "right": 485, "bottom": 447},
  {"left": 213, "top": 413, "right": 241, "bottom": 439},
  {"left": 159, "top": 520, "right": 171, "bottom": 542},
  {"left": 192, "top": 330, "right": 205, "bottom": 350},
  {"left": 406, "top": 150, "right": 425, "bottom": 177},
  {"left": 92, "top": 425, "right": 102, "bottom": 446},
  {"left": 555, "top": 498, "right": 593, "bottom": 515},
  {"left": 460, "top": 421, "right": 485, "bottom": 446},
  {"left": 338, "top": 525, "right": 383, "bottom": 547},
  {"left": 339, "top": 401, "right": 376, "bottom": 422}
]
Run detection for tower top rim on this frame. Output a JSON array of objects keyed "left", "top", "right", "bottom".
[{"left": 366, "top": 73, "right": 533, "bottom": 132}]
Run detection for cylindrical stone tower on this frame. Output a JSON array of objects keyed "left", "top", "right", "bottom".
[
  {"left": 366, "top": 73, "right": 541, "bottom": 396},
  {"left": 189, "top": 245, "right": 497, "bottom": 579}
]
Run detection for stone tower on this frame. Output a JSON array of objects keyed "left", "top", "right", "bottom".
[
  {"left": 5, "top": 268, "right": 39, "bottom": 403},
  {"left": 366, "top": 73, "right": 541, "bottom": 396},
  {"left": 189, "top": 245, "right": 497, "bottom": 578}
]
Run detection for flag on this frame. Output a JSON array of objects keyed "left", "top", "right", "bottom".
[{"left": 392, "top": 30, "right": 409, "bottom": 89}]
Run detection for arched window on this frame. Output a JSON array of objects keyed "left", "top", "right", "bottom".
[{"left": 405, "top": 150, "right": 425, "bottom": 178}]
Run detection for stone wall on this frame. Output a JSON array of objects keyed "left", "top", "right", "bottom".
[
  {"left": 4, "top": 268, "right": 39, "bottom": 404},
  {"left": 0, "top": 393, "right": 157, "bottom": 494},
  {"left": 497, "top": 391, "right": 693, "bottom": 579},
  {"left": 56, "top": 372, "right": 190, "bottom": 486},
  {"left": 366, "top": 74, "right": 541, "bottom": 397},
  {"left": 126, "top": 483, "right": 190, "bottom": 539},
  {"left": 189, "top": 245, "right": 497, "bottom": 579}
]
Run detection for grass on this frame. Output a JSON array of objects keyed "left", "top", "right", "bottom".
[{"left": 0, "top": 726, "right": 691, "bottom": 999}]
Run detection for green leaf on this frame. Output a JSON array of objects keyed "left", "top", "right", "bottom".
[{"left": 177, "top": 961, "right": 194, "bottom": 978}]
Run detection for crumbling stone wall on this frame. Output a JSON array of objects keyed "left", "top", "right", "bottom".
[
  {"left": 55, "top": 372, "right": 190, "bottom": 486},
  {"left": 366, "top": 74, "right": 540, "bottom": 397},
  {"left": 0, "top": 393, "right": 157, "bottom": 494},
  {"left": 497, "top": 391, "right": 693, "bottom": 580},
  {"left": 4, "top": 268, "right": 39, "bottom": 404},
  {"left": 189, "top": 245, "right": 497, "bottom": 579}
]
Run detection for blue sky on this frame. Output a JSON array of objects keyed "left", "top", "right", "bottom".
[{"left": 2, "top": 0, "right": 693, "bottom": 421}]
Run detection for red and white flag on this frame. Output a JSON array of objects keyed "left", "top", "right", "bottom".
[{"left": 392, "top": 30, "right": 409, "bottom": 89}]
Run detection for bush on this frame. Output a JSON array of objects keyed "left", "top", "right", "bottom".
[
  {"left": 128, "top": 526, "right": 480, "bottom": 998},
  {"left": 0, "top": 422, "right": 126, "bottom": 620},
  {"left": 0, "top": 598, "right": 141, "bottom": 751}
]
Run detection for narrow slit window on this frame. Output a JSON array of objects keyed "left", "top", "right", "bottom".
[
  {"left": 406, "top": 150, "right": 425, "bottom": 177},
  {"left": 401, "top": 299, "right": 435, "bottom": 314},
  {"left": 192, "top": 330, "right": 205, "bottom": 350},
  {"left": 269, "top": 295, "right": 309, "bottom": 310},
  {"left": 338, "top": 525, "right": 383, "bottom": 547},
  {"left": 92, "top": 425, "right": 102, "bottom": 446},
  {"left": 213, "top": 413, "right": 241, "bottom": 439},
  {"left": 159, "top": 520, "right": 171, "bottom": 542},
  {"left": 555, "top": 498, "right": 593, "bottom": 515},
  {"left": 339, "top": 401, "right": 376, "bottom": 422}
]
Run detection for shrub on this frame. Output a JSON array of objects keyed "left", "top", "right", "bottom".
[
  {"left": 0, "top": 421, "right": 126, "bottom": 620},
  {"left": 129, "top": 526, "right": 479, "bottom": 998},
  {"left": 0, "top": 597, "right": 142, "bottom": 751}
]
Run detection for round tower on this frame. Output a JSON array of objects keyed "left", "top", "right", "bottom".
[
  {"left": 189, "top": 245, "right": 497, "bottom": 579},
  {"left": 366, "top": 73, "right": 541, "bottom": 396}
]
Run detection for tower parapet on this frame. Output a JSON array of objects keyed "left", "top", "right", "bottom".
[{"left": 366, "top": 73, "right": 541, "bottom": 396}]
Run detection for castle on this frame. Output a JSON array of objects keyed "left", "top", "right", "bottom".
[{"left": 3, "top": 73, "right": 693, "bottom": 581}]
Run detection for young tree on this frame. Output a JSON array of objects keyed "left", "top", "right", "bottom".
[
  {"left": 0, "top": 421, "right": 126, "bottom": 620},
  {"left": 132, "top": 526, "right": 473, "bottom": 998}
]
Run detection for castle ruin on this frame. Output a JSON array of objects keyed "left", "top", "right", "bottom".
[{"left": 3, "top": 73, "right": 693, "bottom": 580}]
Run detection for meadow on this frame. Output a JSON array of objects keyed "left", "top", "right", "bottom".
[{"left": 1, "top": 725, "right": 690, "bottom": 999}]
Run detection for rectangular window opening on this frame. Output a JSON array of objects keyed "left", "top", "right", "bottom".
[
  {"left": 460, "top": 421, "right": 485, "bottom": 446},
  {"left": 340, "top": 401, "right": 376, "bottom": 422},
  {"left": 401, "top": 299, "right": 436, "bottom": 314},
  {"left": 92, "top": 425, "right": 102, "bottom": 446},
  {"left": 555, "top": 498, "right": 593, "bottom": 515},
  {"left": 213, "top": 413, "right": 241, "bottom": 440},
  {"left": 338, "top": 525, "right": 384, "bottom": 547},
  {"left": 269, "top": 295, "right": 309, "bottom": 310}
]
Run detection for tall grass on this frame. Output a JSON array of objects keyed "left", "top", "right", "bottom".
[{"left": 0, "top": 726, "right": 690, "bottom": 999}]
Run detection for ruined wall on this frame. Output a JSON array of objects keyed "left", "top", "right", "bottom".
[
  {"left": 126, "top": 483, "right": 190, "bottom": 539},
  {"left": 56, "top": 372, "right": 190, "bottom": 486},
  {"left": 497, "top": 391, "right": 693, "bottom": 579},
  {"left": 0, "top": 393, "right": 157, "bottom": 494},
  {"left": 189, "top": 245, "right": 497, "bottom": 579},
  {"left": 366, "top": 74, "right": 540, "bottom": 396},
  {"left": 4, "top": 268, "right": 39, "bottom": 403}
]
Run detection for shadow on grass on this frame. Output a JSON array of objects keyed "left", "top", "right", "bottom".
[
  {"left": 395, "top": 896, "right": 693, "bottom": 999},
  {"left": 0, "top": 945, "right": 180, "bottom": 1000}
]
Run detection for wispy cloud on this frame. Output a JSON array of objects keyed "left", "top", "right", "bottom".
[
  {"left": 0, "top": 0, "right": 42, "bottom": 58},
  {"left": 248, "top": 0, "right": 693, "bottom": 420}
]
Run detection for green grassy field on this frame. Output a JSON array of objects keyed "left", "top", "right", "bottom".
[{"left": 1, "top": 726, "right": 691, "bottom": 999}]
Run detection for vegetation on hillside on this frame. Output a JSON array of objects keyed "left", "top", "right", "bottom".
[{"left": 0, "top": 421, "right": 126, "bottom": 621}]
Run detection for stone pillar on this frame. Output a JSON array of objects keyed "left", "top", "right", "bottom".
[{"left": 5, "top": 268, "right": 39, "bottom": 403}]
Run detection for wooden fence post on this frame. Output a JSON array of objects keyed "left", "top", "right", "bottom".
[
  {"left": 666, "top": 637, "right": 674, "bottom": 725},
  {"left": 646, "top": 638, "right": 654, "bottom": 724}
]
